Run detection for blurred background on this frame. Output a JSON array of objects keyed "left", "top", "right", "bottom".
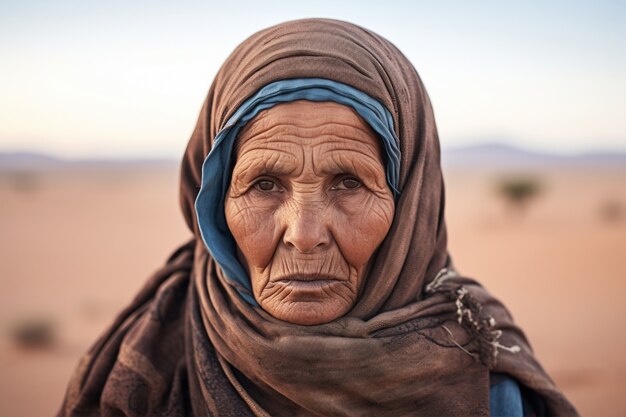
[{"left": 1, "top": 1, "right": 625, "bottom": 415}]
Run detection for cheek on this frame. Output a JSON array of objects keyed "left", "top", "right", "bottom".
[
  {"left": 334, "top": 193, "right": 395, "bottom": 267},
  {"left": 224, "top": 194, "right": 278, "bottom": 269}
]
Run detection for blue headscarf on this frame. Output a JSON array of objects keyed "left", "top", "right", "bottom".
[{"left": 194, "top": 78, "right": 400, "bottom": 304}]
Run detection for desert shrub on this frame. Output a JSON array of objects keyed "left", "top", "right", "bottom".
[
  {"left": 9, "top": 317, "right": 56, "bottom": 349},
  {"left": 495, "top": 175, "right": 543, "bottom": 215},
  {"left": 5, "top": 170, "right": 40, "bottom": 193},
  {"left": 599, "top": 199, "right": 624, "bottom": 223}
]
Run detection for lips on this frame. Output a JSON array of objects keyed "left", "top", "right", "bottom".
[
  {"left": 275, "top": 273, "right": 346, "bottom": 283},
  {"left": 273, "top": 274, "right": 347, "bottom": 300},
  {"left": 273, "top": 274, "right": 348, "bottom": 295}
]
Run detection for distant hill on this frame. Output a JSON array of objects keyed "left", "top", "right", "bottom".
[
  {"left": 0, "top": 152, "right": 64, "bottom": 169},
  {"left": 0, "top": 152, "right": 177, "bottom": 171},
  {"left": 1, "top": 146, "right": 625, "bottom": 171},
  {"left": 442, "top": 143, "right": 626, "bottom": 169}
]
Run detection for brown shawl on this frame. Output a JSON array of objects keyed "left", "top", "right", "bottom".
[{"left": 59, "top": 18, "right": 578, "bottom": 416}]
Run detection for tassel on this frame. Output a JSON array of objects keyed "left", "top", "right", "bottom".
[{"left": 426, "top": 268, "right": 521, "bottom": 368}]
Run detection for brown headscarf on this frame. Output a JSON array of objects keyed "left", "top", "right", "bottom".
[{"left": 59, "top": 18, "right": 578, "bottom": 416}]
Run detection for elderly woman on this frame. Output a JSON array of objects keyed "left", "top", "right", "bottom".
[{"left": 59, "top": 19, "right": 577, "bottom": 416}]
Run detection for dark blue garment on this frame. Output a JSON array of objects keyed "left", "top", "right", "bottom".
[
  {"left": 490, "top": 376, "right": 524, "bottom": 417},
  {"left": 194, "top": 78, "right": 401, "bottom": 304}
]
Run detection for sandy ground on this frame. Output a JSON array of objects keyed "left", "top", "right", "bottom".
[{"left": 0, "top": 164, "right": 624, "bottom": 416}]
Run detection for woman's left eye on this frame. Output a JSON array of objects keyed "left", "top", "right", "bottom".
[{"left": 332, "top": 176, "right": 362, "bottom": 190}]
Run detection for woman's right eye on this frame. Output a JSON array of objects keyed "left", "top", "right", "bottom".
[{"left": 253, "top": 179, "right": 281, "bottom": 192}]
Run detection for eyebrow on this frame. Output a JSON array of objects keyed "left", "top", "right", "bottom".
[{"left": 314, "top": 149, "right": 387, "bottom": 187}]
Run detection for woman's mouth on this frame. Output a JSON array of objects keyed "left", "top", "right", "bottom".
[
  {"left": 275, "top": 273, "right": 345, "bottom": 283},
  {"left": 272, "top": 275, "right": 348, "bottom": 300}
]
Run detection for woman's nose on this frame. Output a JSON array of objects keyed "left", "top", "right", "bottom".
[{"left": 282, "top": 207, "right": 330, "bottom": 253}]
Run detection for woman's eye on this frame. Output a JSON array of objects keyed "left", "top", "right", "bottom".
[
  {"left": 253, "top": 179, "right": 280, "bottom": 192},
  {"left": 333, "top": 177, "right": 362, "bottom": 190}
]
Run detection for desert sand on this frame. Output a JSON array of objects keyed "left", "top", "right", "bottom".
[{"left": 0, "top": 164, "right": 624, "bottom": 416}]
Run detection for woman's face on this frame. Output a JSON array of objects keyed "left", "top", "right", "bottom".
[{"left": 225, "top": 101, "right": 395, "bottom": 325}]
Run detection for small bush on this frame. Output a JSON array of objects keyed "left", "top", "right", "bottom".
[
  {"left": 9, "top": 317, "right": 57, "bottom": 349},
  {"left": 4, "top": 170, "right": 40, "bottom": 193},
  {"left": 495, "top": 175, "right": 543, "bottom": 215},
  {"left": 599, "top": 199, "right": 624, "bottom": 223}
]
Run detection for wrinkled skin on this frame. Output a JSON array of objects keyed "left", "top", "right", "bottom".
[{"left": 225, "top": 101, "right": 395, "bottom": 325}]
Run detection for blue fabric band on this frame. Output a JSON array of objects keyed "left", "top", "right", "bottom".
[
  {"left": 490, "top": 376, "right": 524, "bottom": 417},
  {"left": 194, "top": 78, "right": 401, "bottom": 304}
]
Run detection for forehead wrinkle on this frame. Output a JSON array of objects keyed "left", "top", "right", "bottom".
[
  {"left": 236, "top": 129, "right": 300, "bottom": 154},
  {"left": 267, "top": 120, "right": 376, "bottom": 139},
  {"left": 243, "top": 125, "right": 375, "bottom": 144},
  {"left": 236, "top": 124, "right": 304, "bottom": 161},
  {"left": 233, "top": 145, "right": 301, "bottom": 178},
  {"left": 315, "top": 138, "right": 385, "bottom": 168},
  {"left": 318, "top": 150, "right": 384, "bottom": 176},
  {"left": 239, "top": 105, "right": 376, "bottom": 140},
  {"left": 236, "top": 99, "right": 379, "bottom": 149},
  {"left": 308, "top": 135, "right": 381, "bottom": 156},
  {"left": 237, "top": 141, "right": 301, "bottom": 156}
]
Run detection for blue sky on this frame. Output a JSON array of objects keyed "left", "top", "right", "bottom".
[{"left": 1, "top": 0, "right": 624, "bottom": 158}]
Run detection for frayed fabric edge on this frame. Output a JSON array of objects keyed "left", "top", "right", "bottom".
[{"left": 426, "top": 268, "right": 521, "bottom": 368}]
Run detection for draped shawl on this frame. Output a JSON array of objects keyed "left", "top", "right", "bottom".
[{"left": 59, "top": 18, "right": 578, "bottom": 416}]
